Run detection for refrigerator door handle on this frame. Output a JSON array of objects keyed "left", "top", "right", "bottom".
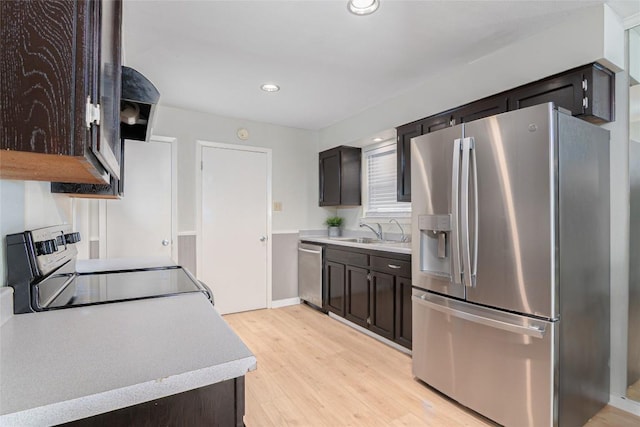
[
  {"left": 451, "top": 138, "right": 463, "bottom": 286},
  {"left": 470, "top": 137, "right": 478, "bottom": 285},
  {"left": 412, "top": 294, "right": 546, "bottom": 339},
  {"left": 460, "top": 137, "right": 474, "bottom": 288}
]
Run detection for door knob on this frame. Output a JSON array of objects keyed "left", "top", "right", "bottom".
[
  {"left": 260, "top": 236, "right": 267, "bottom": 242},
  {"left": 162, "top": 239, "right": 170, "bottom": 246}
]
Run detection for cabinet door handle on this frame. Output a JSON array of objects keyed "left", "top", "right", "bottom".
[{"left": 388, "top": 264, "right": 401, "bottom": 269}]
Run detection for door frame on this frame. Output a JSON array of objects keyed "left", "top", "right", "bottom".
[
  {"left": 195, "top": 140, "right": 273, "bottom": 309},
  {"left": 99, "top": 135, "right": 178, "bottom": 260}
]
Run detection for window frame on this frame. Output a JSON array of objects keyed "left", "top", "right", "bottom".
[{"left": 361, "top": 139, "right": 411, "bottom": 219}]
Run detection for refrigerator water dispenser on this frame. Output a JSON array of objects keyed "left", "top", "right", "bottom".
[{"left": 418, "top": 214, "right": 452, "bottom": 278}]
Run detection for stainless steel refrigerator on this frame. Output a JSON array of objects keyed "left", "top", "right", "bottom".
[{"left": 410, "top": 103, "right": 610, "bottom": 427}]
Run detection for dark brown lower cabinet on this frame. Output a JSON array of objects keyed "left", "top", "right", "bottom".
[
  {"left": 369, "top": 271, "right": 395, "bottom": 341},
  {"left": 326, "top": 261, "right": 346, "bottom": 317},
  {"left": 395, "top": 276, "right": 413, "bottom": 349},
  {"left": 324, "top": 244, "right": 412, "bottom": 349},
  {"left": 345, "top": 265, "right": 370, "bottom": 328},
  {"left": 60, "top": 377, "right": 245, "bottom": 427}
]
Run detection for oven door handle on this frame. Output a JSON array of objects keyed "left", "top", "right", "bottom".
[
  {"left": 198, "top": 280, "right": 215, "bottom": 306},
  {"left": 40, "top": 273, "right": 77, "bottom": 308}
]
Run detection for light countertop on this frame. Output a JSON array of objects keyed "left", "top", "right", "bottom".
[
  {"left": 0, "top": 289, "right": 256, "bottom": 426},
  {"left": 300, "top": 236, "right": 412, "bottom": 255}
]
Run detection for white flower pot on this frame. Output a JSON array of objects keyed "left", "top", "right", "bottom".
[{"left": 328, "top": 226, "right": 341, "bottom": 237}]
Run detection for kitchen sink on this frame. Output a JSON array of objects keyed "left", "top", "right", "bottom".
[
  {"left": 331, "top": 237, "right": 381, "bottom": 244},
  {"left": 331, "top": 237, "right": 412, "bottom": 246},
  {"left": 320, "top": 236, "right": 411, "bottom": 251}
]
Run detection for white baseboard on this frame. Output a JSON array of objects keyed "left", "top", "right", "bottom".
[
  {"left": 609, "top": 394, "right": 640, "bottom": 416},
  {"left": 271, "top": 297, "right": 301, "bottom": 308}
]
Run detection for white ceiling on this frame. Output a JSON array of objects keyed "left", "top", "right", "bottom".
[{"left": 123, "top": 0, "right": 640, "bottom": 131}]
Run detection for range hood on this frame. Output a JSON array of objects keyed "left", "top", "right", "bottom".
[{"left": 120, "top": 66, "right": 160, "bottom": 141}]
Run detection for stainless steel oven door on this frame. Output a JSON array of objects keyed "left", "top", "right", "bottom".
[{"left": 412, "top": 289, "right": 557, "bottom": 427}]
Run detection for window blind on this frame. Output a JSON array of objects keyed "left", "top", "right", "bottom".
[{"left": 364, "top": 143, "right": 411, "bottom": 217}]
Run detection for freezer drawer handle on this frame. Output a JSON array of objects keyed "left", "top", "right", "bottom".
[
  {"left": 388, "top": 264, "right": 402, "bottom": 269},
  {"left": 298, "top": 248, "right": 322, "bottom": 255},
  {"left": 412, "top": 295, "right": 546, "bottom": 339}
]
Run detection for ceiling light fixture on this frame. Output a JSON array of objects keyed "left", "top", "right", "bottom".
[
  {"left": 348, "top": 0, "right": 379, "bottom": 16},
  {"left": 261, "top": 83, "right": 280, "bottom": 92},
  {"left": 373, "top": 137, "right": 384, "bottom": 142}
]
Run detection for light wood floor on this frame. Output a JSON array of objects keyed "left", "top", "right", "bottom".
[
  {"left": 627, "top": 379, "right": 640, "bottom": 402},
  {"left": 224, "top": 304, "right": 640, "bottom": 427}
]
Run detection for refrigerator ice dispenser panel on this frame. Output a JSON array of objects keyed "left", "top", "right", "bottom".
[{"left": 418, "top": 214, "right": 452, "bottom": 279}]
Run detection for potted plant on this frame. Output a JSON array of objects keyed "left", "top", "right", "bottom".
[{"left": 325, "top": 216, "right": 343, "bottom": 237}]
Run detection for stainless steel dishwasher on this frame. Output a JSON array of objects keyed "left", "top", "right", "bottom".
[{"left": 298, "top": 242, "right": 323, "bottom": 309}]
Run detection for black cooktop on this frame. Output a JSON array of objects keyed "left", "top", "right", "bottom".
[
  {"left": 44, "top": 267, "right": 207, "bottom": 309},
  {"left": 6, "top": 225, "right": 211, "bottom": 314}
]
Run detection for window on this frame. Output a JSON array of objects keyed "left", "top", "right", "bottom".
[{"left": 363, "top": 141, "right": 411, "bottom": 217}]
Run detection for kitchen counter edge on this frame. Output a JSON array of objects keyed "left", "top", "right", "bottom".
[{"left": 299, "top": 236, "right": 411, "bottom": 255}]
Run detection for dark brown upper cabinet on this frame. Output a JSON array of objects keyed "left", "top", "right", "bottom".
[
  {"left": 396, "top": 112, "right": 453, "bottom": 202},
  {"left": 396, "top": 62, "right": 614, "bottom": 202},
  {"left": 452, "top": 94, "right": 509, "bottom": 125},
  {"left": 319, "top": 146, "right": 361, "bottom": 206},
  {"left": 396, "top": 122, "right": 421, "bottom": 203},
  {"left": 509, "top": 63, "right": 614, "bottom": 124},
  {"left": 50, "top": 141, "right": 125, "bottom": 199},
  {"left": 51, "top": 67, "right": 161, "bottom": 199},
  {"left": 0, "top": 0, "right": 123, "bottom": 184}
]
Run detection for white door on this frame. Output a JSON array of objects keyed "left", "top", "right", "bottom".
[
  {"left": 106, "top": 139, "right": 174, "bottom": 259},
  {"left": 200, "top": 144, "right": 270, "bottom": 315}
]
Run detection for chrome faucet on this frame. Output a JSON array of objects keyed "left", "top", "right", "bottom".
[
  {"left": 389, "top": 219, "right": 408, "bottom": 242},
  {"left": 359, "top": 222, "right": 383, "bottom": 241}
]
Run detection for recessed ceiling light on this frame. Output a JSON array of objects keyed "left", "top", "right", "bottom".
[
  {"left": 348, "top": 0, "right": 379, "bottom": 16},
  {"left": 261, "top": 83, "right": 280, "bottom": 92},
  {"left": 373, "top": 137, "right": 384, "bottom": 142}
]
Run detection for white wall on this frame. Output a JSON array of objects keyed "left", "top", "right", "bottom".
[
  {"left": 604, "top": 67, "right": 631, "bottom": 402},
  {"left": 22, "top": 182, "right": 72, "bottom": 230},
  {"left": 0, "top": 180, "right": 25, "bottom": 286},
  {"left": 318, "top": 5, "right": 624, "bottom": 151},
  {"left": 631, "top": 27, "right": 640, "bottom": 84},
  {"left": 0, "top": 180, "right": 77, "bottom": 286},
  {"left": 152, "top": 105, "right": 331, "bottom": 232}
]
